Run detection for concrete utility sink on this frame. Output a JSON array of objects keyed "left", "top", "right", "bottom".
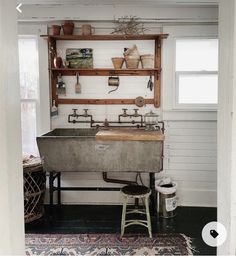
[
  {"left": 37, "top": 128, "right": 164, "bottom": 173},
  {"left": 44, "top": 128, "right": 99, "bottom": 137}
]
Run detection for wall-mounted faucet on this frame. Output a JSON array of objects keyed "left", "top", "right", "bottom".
[
  {"left": 68, "top": 108, "right": 94, "bottom": 126},
  {"left": 68, "top": 109, "right": 79, "bottom": 123},
  {"left": 132, "top": 109, "right": 140, "bottom": 117},
  {"left": 68, "top": 108, "right": 146, "bottom": 128},
  {"left": 130, "top": 109, "right": 143, "bottom": 126},
  {"left": 118, "top": 108, "right": 128, "bottom": 122},
  {"left": 118, "top": 109, "right": 143, "bottom": 127}
]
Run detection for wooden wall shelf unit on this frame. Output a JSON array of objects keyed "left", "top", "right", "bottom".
[{"left": 41, "top": 34, "right": 168, "bottom": 108}]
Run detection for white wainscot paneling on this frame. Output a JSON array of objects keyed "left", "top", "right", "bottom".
[{"left": 161, "top": 120, "right": 217, "bottom": 207}]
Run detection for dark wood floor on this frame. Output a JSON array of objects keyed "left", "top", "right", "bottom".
[{"left": 25, "top": 205, "right": 217, "bottom": 256}]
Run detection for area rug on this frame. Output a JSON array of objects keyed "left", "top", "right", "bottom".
[{"left": 25, "top": 233, "right": 194, "bottom": 256}]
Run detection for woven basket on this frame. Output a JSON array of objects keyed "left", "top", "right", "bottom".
[
  {"left": 141, "top": 54, "right": 154, "bottom": 68},
  {"left": 125, "top": 56, "right": 140, "bottom": 69},
  {"left": 23, "top": 157, "right": 46, "bottom": 223}
]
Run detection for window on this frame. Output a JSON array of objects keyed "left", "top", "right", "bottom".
[
  {"left": 175, "top": 38, "right": 218, "bottom": 109},
  {"left": 18, "top": 36, "right": 39, "bottom": 156}
]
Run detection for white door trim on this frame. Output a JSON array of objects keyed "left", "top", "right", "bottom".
[
  {"left": 0, "top": 0, "right": 25, "bottom": 255},
  {"left": 218, "top": 0, "right": 236, "bottom": 255}
]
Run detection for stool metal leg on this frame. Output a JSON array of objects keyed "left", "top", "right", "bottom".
[
  {"left": 49, "top": 172, "right": 54, "bottom": 207},
  {"left": 149, "top": 173, "right": 156, "bottom": 216},
  {"left": 121, "top": 196, "right": 128, "bottom": 237},
  {"left": 145, "top": 196, "right": 152, "bottom": 238},
  {"left": 57, "top": 172, "right": 61, "bottom": 205}
]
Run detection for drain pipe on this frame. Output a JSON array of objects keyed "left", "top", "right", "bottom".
[{"left": 102, "top": 172, "right": 137, "bottom": 185}]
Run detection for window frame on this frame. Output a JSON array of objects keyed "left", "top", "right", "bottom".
[
  {"left": 19, "top": 35, "right": 40, "bottom": 155},
  {"left": 173, "top": 37, "right": 218, "bottom": 111}
]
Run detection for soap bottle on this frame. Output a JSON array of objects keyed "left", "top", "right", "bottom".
[{"left": 51, "top": 100, "right": 58, "bottom": 117}]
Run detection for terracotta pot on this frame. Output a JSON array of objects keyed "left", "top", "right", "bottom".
[
  {"left": 82, "top": 24, "right": 95, "bottom": 36},
  {"left": 62, "top": 21, "right": 74, "bottom": 35},
  {"left": 140, "top": 54, "right": 154, "bottom": 68},
  {"left": 125, "top": 56, "right": 140, "bottom": 69},
  {"left": 52, "top": 25, "right": 61, "bottom": 36},
  {"left": 111, "top": 57, "right": 124, "bottom": 69},
  {"left": 53, "top": 57, "right": 62, "bottom": 68}
]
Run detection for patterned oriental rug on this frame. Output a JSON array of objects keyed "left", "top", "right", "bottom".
[{"left": 25, "top": 233, "right": 194, "bottom": 256}]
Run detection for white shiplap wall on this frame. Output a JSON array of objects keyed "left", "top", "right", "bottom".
[
  {"left": 45, "top": 24, "right": 217, "bottom": 207},
  {"left": 159, "top": 120, "right": 217, "bottom": 207}
]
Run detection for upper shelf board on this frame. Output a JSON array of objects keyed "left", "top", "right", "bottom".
[{"left": 41, "top": 34, "right": 169, "bottom": 41}]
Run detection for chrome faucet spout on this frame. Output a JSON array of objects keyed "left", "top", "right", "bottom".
[
  {"left": 133, "top": 109, "right": 139, "bottom": 117},
  {"left": 83, "top": 109, "right": 89, "bottom": 117}
]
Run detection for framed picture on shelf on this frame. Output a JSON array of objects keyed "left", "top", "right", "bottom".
[{"left": 66, "top": 48, "right": 93, "bottom": 68}]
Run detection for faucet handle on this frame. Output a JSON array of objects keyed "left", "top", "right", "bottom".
[
  {"left": 134, "top": 108, "right": 139, "bottom": 113},
  {"left": 122, "top": 108, "right": 128, "bottom": 114},
  {"left": 72, "top": 108, "right": 78, "bottom": 116}
]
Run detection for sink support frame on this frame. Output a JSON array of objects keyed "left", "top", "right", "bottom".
[{"left": 48, "top": 171, "right": 157, "bottom": 220}]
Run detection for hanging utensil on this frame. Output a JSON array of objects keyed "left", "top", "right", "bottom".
[
  {"left": 108, "top": 76, "right": 119, "bottom": 94},
  {"left": 147, "top": 75, "right": 153, "bottom": 91},
  {"left": 56, "top": 73, "right": 66, "bottom": 95},
  {"left": 75, "top": 72, "right": 81, "bottom": 94}
]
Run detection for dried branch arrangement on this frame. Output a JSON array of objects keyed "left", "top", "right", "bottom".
[{"left": 111, "top": 16, "right": 148, "bottom": 35}]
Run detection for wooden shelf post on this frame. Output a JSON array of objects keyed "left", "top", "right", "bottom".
[{"left": 154, "top": 38, "right": 162, "bottom": 108}]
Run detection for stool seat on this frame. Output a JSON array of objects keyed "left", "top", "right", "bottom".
[
  {"left": 120, "top": 184, "right": 152, "bottom": 238},
  {"left": 122, "top": 185, "right": 150, "bottom": 196}
]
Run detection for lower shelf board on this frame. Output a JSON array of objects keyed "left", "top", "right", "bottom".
[
  {"left": 50, "top": 68, "right": 160, "bottom": 76},
  {"left": 57, "top": 98, "right": 155, "bottom": 105}
]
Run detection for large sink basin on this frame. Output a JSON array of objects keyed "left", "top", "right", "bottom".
[
  {"left": 37, "top": 128, "right": 164, "bottom": 173},
  {"left": 43, "top": 128, "right": 99, "bottom": 137}
]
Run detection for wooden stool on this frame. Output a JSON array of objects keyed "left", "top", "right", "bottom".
[{"left": 121, "top": 185, "right": 152, "bottom": 238}]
